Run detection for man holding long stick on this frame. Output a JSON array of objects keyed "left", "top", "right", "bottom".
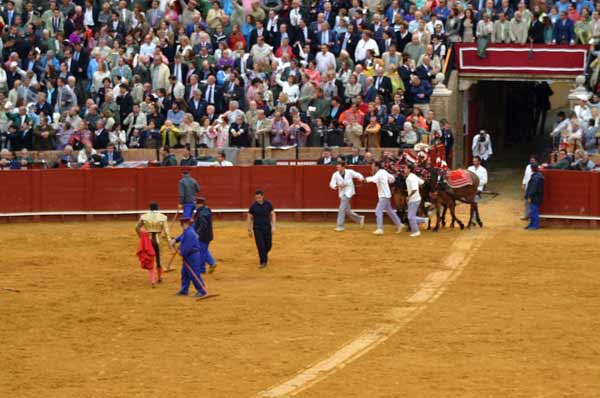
[{"left": 170, "top": 217, "right": 209, "bottom": 298}]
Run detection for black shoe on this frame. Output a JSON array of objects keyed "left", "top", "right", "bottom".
[
  {"left": 259, "top": 262, "right": 267, "bottom": 269},
  {"left": 175, "top": 291, "right": 188, "bottom": 296},
  {"left": 195, "top": 291, "right": 206, "bottom": 298}
]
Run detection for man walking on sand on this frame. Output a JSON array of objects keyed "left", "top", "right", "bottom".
[
  {"left": 329, "top": 160, "right": 365, "bottom": 232},
  {"left": 178, "top": 169, "right": 200, "bottom": 219},
  {"left": 248, "top": 189, "right": 276, "bottom": 269},
  {"left": 366, "top": 161, "right": 405, "bottom": 235}
]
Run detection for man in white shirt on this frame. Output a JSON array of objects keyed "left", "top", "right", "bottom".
[
  {"left": 404, "top": 165, "right": 429, "bottom": 237},
  {"left": 354, "top": 31, "right": 380, "bottom": 63},
  {"left": 467, "top": 156, "right": 488, "bottom": 225},
  {"left": 471, "top": 130, "right": 493, "bottom": 168},
  {"left": 212, "top": 151, "right": 233, "bottom": 167},
  {"left": 315, "top": 44, "right": 336, "bottom": 75},
  {"left": 520, "top": 155, "right": 538, "bottom": 220},
  {"left": 366, "top": 161, "right": 404, "bottom": 235},
  {"left": 329, "top": 160, "right": 365, "bottom": 232}
]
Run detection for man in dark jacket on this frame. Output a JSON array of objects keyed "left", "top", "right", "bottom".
[
  {"left": 194, "top": 196, "right": 217, "bottom": 274},
  {"left": 179, "top": 169, "right": 201, "bottom": 219},
  {"left": 525, "top": 163, "right": 544, "bottom": 230}
]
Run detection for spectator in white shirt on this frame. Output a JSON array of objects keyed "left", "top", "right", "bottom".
[
  {"left": 404, "top": 165, "right": 429, "bottom": 237},
  {"left": 78, "top": 142, "right": 97, "bottom": 164},
  {"left": 366, "top": 161, "right": 404, "bottom": 235},
  {"left": 212, "top": 151, "right": 233, "bottom": 166},
  {"left": 354, "top": 31, "right": 380, "bottom": 63},
  {"left": 574, "top": 96, "right": 592, "bottom": 126},
  {"left": 329, "top": 160, "right": 365, "bottom": 231},
  {"left": 467, "top": 156, "right": 488, "bottom": 225},
  {"left": 276, "top": 73, "right": 299, "bottom": 103},
  {"left": 315, "top": 44, "right": 336, "bottom": 75},
  {"left": 472, "top": 130, "right": 493, "bottom": 167}
]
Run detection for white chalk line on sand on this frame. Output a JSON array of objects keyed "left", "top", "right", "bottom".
[{"left": 257, "top": 231, "right": 492, "bottom": 398}]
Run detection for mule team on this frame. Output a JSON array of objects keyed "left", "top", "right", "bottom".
[{"left": 329, "top": 151, "right": 484, "bottom": 236}]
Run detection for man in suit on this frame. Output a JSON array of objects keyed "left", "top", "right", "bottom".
[
  {"left": 101, "top": 143, "right": 124, "bottom": 167},
  {"left": 317, "top": 148, "right": 336, "bottom": 165},
  {"left": 146, "top": 0, "right": 165, "bottom": 29},
  {"left": 117, "top": 0, "right": 134, "bottom": 31},
  {"left": 187, "top": 89, "right": 204, "bottom": 121},
  {"left": 416, "top": 55, "right": 436, "bottom": 82},
  {"left": 345, "top": 147, "right": 365, "bottom": 165},
  {"left": 394, "top": 22, "right": 411, "bottom": 53},
  {"left": 63, "top": 10, "right": 76, "bottom": 39},
  {"left": 201, "top": 75, "right": 222, "bottom": 114},
  {"left": 56, "top": 77, "right": 78, "bottom": 114},
  {"left": 185, "top": 74, "right": 202, "bottom": 101},
  {"left": 317, "top": 22, "right": 337, "bottom": 52},
  {"left": 109, "top": 10, "right": 127, "bottom": 40},
  {"left": 124, "top": 104, "right": 147, "bottom": 136},
  {"left": 117, "top": 84, "right": 134, "bottom": 124},
  {"left": 47, "top": 8, "right": 63, "bottom": 34},
  {"left": 510, "top": 11, "right": 529, "bottom": 44},
  {"left": 168, "top": 75, "right": 185, "bottom": 101},
  {"left": 363, "top": 77, "right": 378, "bottom": 103},
  {"left": 492, "top": 12, "right": 511, "bottom": 43},
  {"left": 311, "top": 88, "right": 331, "bottom": 121},
  {"left": 71, "top": 42, "right": 88, "bottom": 82},
  {"left": 552, "top": 11, "right": 575, "bottom": 44},
  {"left": 528, "top": 12, "right": 545, "bottom": 43},
  {"left": 170, "top": 55, "right": 189, "bottom": 85},
  {"left": 298, "top": 74, "right": 315, "bottom": 113},
  {"left": 249, "top": 20, "right": 270, "bottom": 47},
  {"left": 253, "top": 109, "right": 273, "bottom": 147},
  {"left": 3, "top": 0, "right": 19, "bottom": 28},
  {"left": 374, "top": 67, "right": 393, "bottom": 103}
]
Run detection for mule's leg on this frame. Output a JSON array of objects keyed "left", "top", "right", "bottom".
[
  {"left": 433, "top": 200, "right": 442, "bottom": 232},
  {"left": 466, "top": 203, "right": 475, "bottom": 229},
  {"left": 476, "top": 203, "right": 483, "bottom": 227},
  {"left": 448, "top": 198, "right": 464, "bottom": 230}
]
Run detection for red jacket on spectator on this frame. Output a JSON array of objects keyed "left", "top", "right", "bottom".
[{"left": 229, "top": 33, "right": 247, "bottom": 51}]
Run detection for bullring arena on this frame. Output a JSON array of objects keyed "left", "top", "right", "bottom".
[{"left": 2, "top": 166, "right": 600, "bottom": 398}]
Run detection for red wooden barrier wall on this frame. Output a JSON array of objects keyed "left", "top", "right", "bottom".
[
  {"left": 540, "top": 170, "right": 600, "bottom": 217},
  {"left": 0, "top": 166, "right": 379, "bottom": 215},
  {"left": 1, "top": 168, "right": 597, "bottom": 227}
]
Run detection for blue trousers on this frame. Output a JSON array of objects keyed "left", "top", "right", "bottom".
[
  {"left": 206, "top": 247, "right": 215, "bottom": 266},
  {"left": 182, "top": 203, "right": 196, "bottom": 219},
  {"left": 180, "top": 252, "right": 207, "bottom": 295},
  {"left": 528, "top": 203, "right": 540, "bottom": 229}
]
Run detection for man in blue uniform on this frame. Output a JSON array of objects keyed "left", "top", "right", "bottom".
[
  {"left": 248, "top": 189, "right": 276, "bottom": 269},
  {"left": 178, "top": 169, "right": 201, "bottom": 219},
  {"left": 170, "top": 217, "right": 208, "bottom": 297},
  {"left": 194, "top": 196, "right": 217, "bottom": 273}
]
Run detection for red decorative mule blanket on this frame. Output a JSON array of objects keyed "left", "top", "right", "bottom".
[{"left": 446, "top": 169, "right": 473, "bottom": 189}]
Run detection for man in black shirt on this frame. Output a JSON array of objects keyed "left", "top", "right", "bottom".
[
  {"left": 248, "top": 189, "right": 276, "bottom": 269},
  {"left": 194, "top": 196, "right": 217, "bottom": 273}
]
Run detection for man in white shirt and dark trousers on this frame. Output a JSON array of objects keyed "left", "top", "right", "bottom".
[
  {"left": 520, "top": 155, "right": 539, "bottom": 220},
  {"left": 329, "top": 160, "right": 365, "bottom": 232},
  {"left": 404, "top": 165, "right": 429, "bottom": 237},
  {"left": 366, "top": 161, "right": 404, "bottom": 235},
  {"left": 467, "top": 156, "right": 488, "bottom": 226}
]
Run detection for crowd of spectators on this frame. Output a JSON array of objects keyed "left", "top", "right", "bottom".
[{"left": 0, "top": 0, "right": 594, "bottom": 170}]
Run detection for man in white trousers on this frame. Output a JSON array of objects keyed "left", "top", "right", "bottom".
[
  {"left": 329, "top": 160, "right": 365, "bottom": 232},
  {"left": 366, "top": 161, "right": 404, "bottom": 235},
  {"left": 404, "top": 164, "right": 429, "bottom": 237}
]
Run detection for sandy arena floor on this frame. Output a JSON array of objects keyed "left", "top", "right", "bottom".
[{"left": 1, "top": 170, "right": 600, "bottom": 397}]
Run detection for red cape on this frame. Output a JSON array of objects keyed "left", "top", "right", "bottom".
[{"left": 136, "top": 229, "right": 156, "bottom": 270}]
